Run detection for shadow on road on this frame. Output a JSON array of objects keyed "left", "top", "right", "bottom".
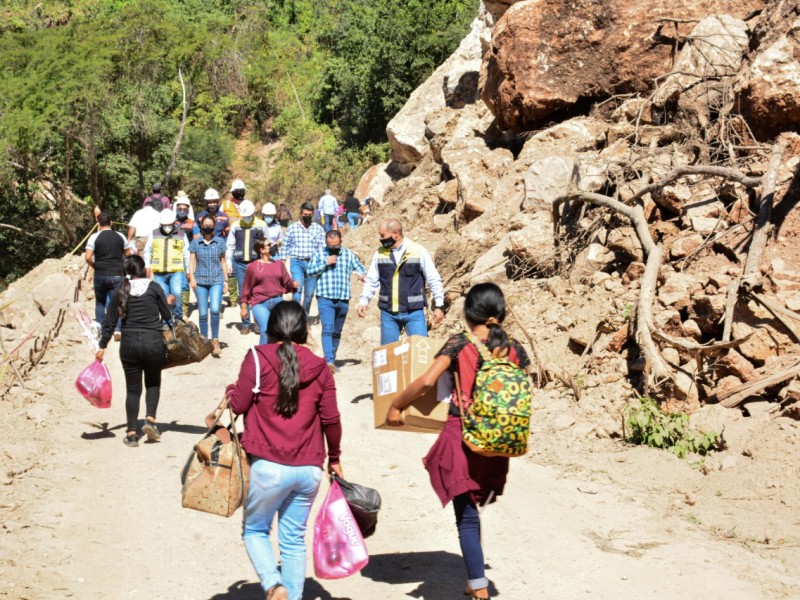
[
  {"left": 80, "top": 420, "right": 206, "bottom": 441},
  {"left": 350, "top": 393, "right": 372, "bottom": 404},
  {"left": 208, "top": 579, "right": 353, "bottom": 599}
]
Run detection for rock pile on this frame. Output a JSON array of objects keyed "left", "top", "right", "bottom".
[{"left": 359, "top": 0, "right": 800, "bottom": 419}]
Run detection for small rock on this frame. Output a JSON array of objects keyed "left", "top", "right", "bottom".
[
  {"left": 669, "top": 234, "right": 704, "bottom": 259},
  {"left": 554, "top": 415, "right": 576, "bottom": 431},
  {"left": 690, "top": 217, "right": 725, "bottom": 234},
  {"left": 681, "top": 319, "right": 702, "bottom": 340},
  {"left": 719, "top": 455, "right": 739, "bottom": 470}
]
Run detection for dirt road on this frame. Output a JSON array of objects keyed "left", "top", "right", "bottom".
[{"left": 2, "top": 298, "right": 799, "bottom": 599}]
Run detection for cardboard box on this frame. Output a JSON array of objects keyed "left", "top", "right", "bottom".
[{"left": 372, "top": 335, "right": 451, "bottom": 432}]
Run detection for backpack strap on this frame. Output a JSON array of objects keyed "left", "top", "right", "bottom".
[
  {"left": 250, "top": 346, "right": 260, "bottom": 394},
  {"left": 464, "top": 330, "right": 493, "bottom": 363}
]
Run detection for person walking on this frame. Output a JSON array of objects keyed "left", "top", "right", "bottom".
[
  {"left": 343, "top": 191, "right": 361, "bottom": 231},
  {"left": 142, "top": 182, "right": 172, "bottom": 210},
  {"left": 127, "top": 198, "right": 162, "bottom": 254},
  {"left": 222, "top": 178, "right": 247, "bottom": 220},
  {"left": 261, "top": 202, "right": 283, "bottom": 246},
  {"left": 174, "top": 194, "right": 195, "bottom": 312},
  {"left": 192, "top": 188, "right": 231, "bottom": 240},
  {"left": 189, "top": 214, "right": 227, "bottom": 358},
  {"left": 279, "top": 202, "right": 325, "bottom": 317},
  {"left": 276, "top": 203, "right": 292, "bottom": 228},
  {"left": 84, "top": 212, "right": 133, "bottom": 341},
  {"left": 357, "top": 218, "right": 445, "bottom": 344},
  {"left": 241, "top": 239, "right": 298, "bottom": 346},
  {"left": 317, "top": 189, "right": 339, "bottom": 233},
  {"left": 96, "top": 255, "right": 173, "bottom": 447},
  {"left": 384, "top": 283, "right": 530, "bottom": 600},
  {"left": 220, "top": 300, "right": 343, "bottom": 600},
  {"left": 306, "top": 230, "right": 366, "bottom": 372},
  {"left": 226, "top": 200, "right": 270, "bottom": 335},
  {"left": 144, "top": 209, "right": 190, "bottom": 321}
]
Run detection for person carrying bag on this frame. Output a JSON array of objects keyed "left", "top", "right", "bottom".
[{"left": 218, "top": 300, "right": 343, "bottom": 600}]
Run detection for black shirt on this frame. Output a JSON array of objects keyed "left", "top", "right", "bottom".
[
  {"left": 344, "top": 196, "right": 360, "bottom": 213},
  {"left": 100, "top": 280, "right": 172, "bottom": 348},
  {"left": 91, "top": 230, "right": 126, "bottom": 277}
]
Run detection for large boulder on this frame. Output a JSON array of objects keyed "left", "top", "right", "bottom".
[
  {"left": 386, "top": 3, "right": 494, "bottom": 165},
  {"left": 736, "top": 16, "right": 800, "bottom": 138},
  {"left": 354, "top": 163, "right": 394, "bottom": 206},
  {"left": 480, "top": 0, "right": 766, "bottom": 131}
]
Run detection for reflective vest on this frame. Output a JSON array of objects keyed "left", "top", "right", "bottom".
[
  {"left": 377, "top": 240, "right": 427, "bottom": 313},
  {"left": 150, "top": 230, "right": 186, "bottom": 273},
  {"left": 233, "top": 219, "right": 267, "bottom": 262}
]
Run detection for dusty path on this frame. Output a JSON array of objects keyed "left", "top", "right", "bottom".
[{"left": 3, "top": 297, "right": 800, "bottom": 599}]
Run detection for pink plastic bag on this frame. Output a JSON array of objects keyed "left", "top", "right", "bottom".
[
  {"left": 313, "top": 479, "right": 369, "bottom": 579},
  {"left": 75, "top": 360, "right": 112, "bottom": 408}
]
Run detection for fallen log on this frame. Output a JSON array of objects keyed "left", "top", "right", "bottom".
[{"left": 707, "top": 358, "right": 800, "bottom": 408}]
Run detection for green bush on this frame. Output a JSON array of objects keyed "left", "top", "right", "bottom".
[{"left": 624, "top": 396, "right": 720, "bottom": 459}]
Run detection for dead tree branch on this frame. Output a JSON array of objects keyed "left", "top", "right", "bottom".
[
  {"left": 164, "top": 67, "right": 189, "bottom": 185},
  {"left": 722, "top": 141, "right": 788, "bottom": 340},
  {"left": 629, "top": 165, "right": 761, "bottom": 206}
]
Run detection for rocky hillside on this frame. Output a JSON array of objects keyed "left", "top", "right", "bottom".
[{"left": 356, "top": 0, "right": 800, "bottom": 423}]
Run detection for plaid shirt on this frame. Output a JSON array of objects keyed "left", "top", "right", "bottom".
[
  {"left": 306, "top": 247, "right": 366, "bottom": 300},
  {"left": 189, "top": 237, "right": 226, "bottom": 286},
  {"left": 279, "top": 221, "right": 325, "bottom": 260}
]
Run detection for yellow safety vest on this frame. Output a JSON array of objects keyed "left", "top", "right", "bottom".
[{"left": 151, "top": 232, "right": 186, "bottom": 273}]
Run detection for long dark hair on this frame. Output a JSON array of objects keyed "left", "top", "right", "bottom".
[
  {"left": 266, "top": 301, "right": 308, "bottom": 418},
  {"left": 117, "top": 255, "right": 147, "bottom": 319},
  {"left": 464, "top": 282, "right": 511, "bottom": 354}
]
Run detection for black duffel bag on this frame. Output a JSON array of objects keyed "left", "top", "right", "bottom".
[
  {"left": 162, "top": 320, "right": 213, "bottom": 369},
  {"left": 332, "top": 474, "right": 381, "bottom": 538}
]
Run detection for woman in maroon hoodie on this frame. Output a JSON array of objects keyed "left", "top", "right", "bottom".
[{"left": 224, "top": 300, "right": 342, "bottom": 600}]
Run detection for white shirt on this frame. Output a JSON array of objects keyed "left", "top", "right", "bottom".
[
  {"left": 318, "top": 193, "right": 339, "bottom": 215},
  {"left": 359, "top": 238, "right": 445, "bottom": 308},
  {"left": 86, "top": 230, "right": 133, "bottom": 251},
  {"left": 128, "top": 206, "right": 161, "bottom": 238}
]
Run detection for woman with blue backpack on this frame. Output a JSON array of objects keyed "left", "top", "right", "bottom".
[{"left": 385, "top": 282, "right": 531, "bottom": 600}]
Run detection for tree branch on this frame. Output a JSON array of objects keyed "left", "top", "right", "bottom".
[
  {"left": 164, "top": 67, "right": 189, "bottom": 185},
  {"left": 628, "top": 165, "right": 762, "bottom": 206}
]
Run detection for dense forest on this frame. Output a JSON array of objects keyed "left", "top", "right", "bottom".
[{"left": 0, "top": 0, "right": 477, "bottom": 285}]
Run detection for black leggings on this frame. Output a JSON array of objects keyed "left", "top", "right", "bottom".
[{"left": 119, "top": 331, "right": 165, "bottom": 432}]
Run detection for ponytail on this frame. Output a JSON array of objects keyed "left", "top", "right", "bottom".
[
  {"left": 118, "top": 255, "right": 147, "bottom": 319},
  {"left": 464, "top": 282, "right": 512, "bottom": 355},
  {"left": 266, "top": 300, "right": 309, "bottom": 419}
]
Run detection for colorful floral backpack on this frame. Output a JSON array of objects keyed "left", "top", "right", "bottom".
[{"left": 456, "top": 332, "right": 532, "bottom": 457}]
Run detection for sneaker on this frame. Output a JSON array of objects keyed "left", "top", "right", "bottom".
[
  {"left": 251, "top": 322, "right": 260, "bottom": 335},
  {"left": 113, "top": 331, "right": 121, "bottom": 342},
  {"left": 212, "top": 339, "right": 221, "bottom": 358},
  {"left": 240, "top": 326, "right": 250, "bottom": 335},
  {"left": 142, "top": 420, "right": 161, "bottom": 442},
  {"left": 266, "top": 584, "right": 288, "bottom": 600},
  {"left": 123, "top": 434, "right": 138, "bottom": 447}
]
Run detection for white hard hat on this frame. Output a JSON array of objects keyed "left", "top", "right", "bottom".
[
  {"left": 174, "top": 191, "right": 191, "bottom": 207},
  {"left": 238, "top": 200, "right": 256, "bottom": 218},
  {"left": 230, "top": 179, "right": 246, "bottom": 192},
  {"left": 204, "top": 188, "right": 220, "bottom": 201},
  {"left": 159, "top": 209, "right": 176, "bottom": 225},
  {"left": 262, "top": 202, "right": 277, "bottom": 216}
]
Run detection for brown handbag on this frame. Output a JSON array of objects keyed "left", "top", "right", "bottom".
[
  {"left": 180, "top": 397, "right": 250, "bottom": 517},
  {"left": 163, "top": 320, "right": 214, "bottom": 369}
]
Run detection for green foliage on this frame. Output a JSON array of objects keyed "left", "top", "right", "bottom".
[{"left": 624, "top": 396, "right": 720, "bottom": 459}]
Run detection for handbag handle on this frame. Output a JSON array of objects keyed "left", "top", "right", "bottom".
[{"left": 206, "top": 395, "right": 247, "bottom": 507}]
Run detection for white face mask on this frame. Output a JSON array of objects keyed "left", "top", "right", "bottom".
[
  {"left": 161, "top": 225, "right": 174, "bottom": 234},
  {"left": 265, "top": 217, "right": 274, "bottom": 224}
]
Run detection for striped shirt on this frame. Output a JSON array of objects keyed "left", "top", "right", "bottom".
[
  {"left": 279, "top": 221, "right": 325, "bottom": 260},
  {"left": 189, "top": 236, "right": 226, "bottom": 286},
  {"left": 306, "top": 247, "right": 366, "bottom": 300}
]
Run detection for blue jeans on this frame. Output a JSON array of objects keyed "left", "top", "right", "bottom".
[
  {"left": 322, "top": 214, "right": 337, "bottom": 233},
  {"left": 194, "top": 283, "right": 223, "bottom": 339},
  {"left": 379, "top": 309, "right": 428, "bottom": 345},
  {"left": 93, "top": 274, "right": 123, "bottom": 332},
  {"left": 233, "top": 260, "right": 251, "bottom": 328},
  {"left": 453, "top": 494, "right": 488, "bottom": 591},
  {"left": 251, "top": 297, "right": 283, "bottom": 345},
  {"left": 347, "top": 212, "right": 360, "bottom": 230},
  {"left": 154, "top": 271, "right": 185, "bottom": 319},
  {"left": 289, "top": 259, "right": 318, "bottom": 316},
  {"left": 318, "top": 297, "right": 349, "bottom": 364},
  {"left": 243, "top": 458, "right": 323, "bottom": 600}
]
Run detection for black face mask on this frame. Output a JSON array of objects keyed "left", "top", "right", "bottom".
[
  {"left": 379, "top": 237, "right": 395, "bottom": 249},
  {"left": 206, "top": 204, "right": 219, "bottom": 215},
  {"left": 232, "top": 191, "right": 245, "bottom": 201},
  {"left": 301, "top": 215, "right": 313, "bottom": 225},
  {"left": 269, "top": 244, "right": 279, "bottom": 257},
  {"left": 327, "top": 246, "right": 341, "bottom": 256},
  {"left": 201, "top": 226, "right": 215, "bottom": 235}
]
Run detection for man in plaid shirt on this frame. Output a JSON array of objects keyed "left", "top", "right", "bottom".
[
  {"left": 279, "top": 202, "right": 325, "bottom": 316},
  {"left": 307, "top": 229, "right": 366, "bottom": 372}
]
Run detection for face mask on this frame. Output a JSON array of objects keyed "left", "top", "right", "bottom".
[
  {"left": 328, "top": 246, "right": 342, "bottom": 256},
  {"left": 301, "top": 215, "right": 313, "bottom": 225},
  {"left": 201, "top": 226, "right": 215, "bottom": 235},
  {"left": 161, "top": 225, "right": 174, "bottom": 235},
  {"left": 176, "top": 210, "right": 189, "bottom": 221},
  {"left": 379, "top": 236, "right": 395, "bottom": 249},
  {"left": 232, "top": 191, "right": 245, "bottom": 201},
  {"left": 206, "top": 204, "right": 219, "bottom": 215},
  {"left": 265, "top": 217, "right": 274, "bottom": 224},
  {"left": 269, "top": 244, "right": 279, "bottom": 257},
  {"left": 241, "top": 216, "right": 254, "bottom": 225}
]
